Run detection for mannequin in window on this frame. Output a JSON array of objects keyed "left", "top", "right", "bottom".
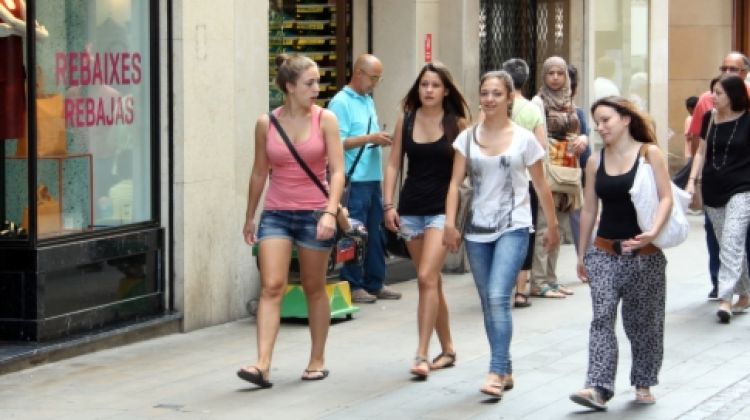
[{"left": 0, "top": 0, "right": 48, "bottom": 139}]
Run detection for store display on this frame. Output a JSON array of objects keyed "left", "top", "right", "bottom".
[
  {"left": 269, "top": 0, "right": 350, "bottom": 109},
  {"left": 22, "top": 184, "right": 62, "bottom": 235}
]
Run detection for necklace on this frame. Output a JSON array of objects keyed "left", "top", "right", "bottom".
[{"left": 711, "top": 116, "right": 739, "bottom": 170}]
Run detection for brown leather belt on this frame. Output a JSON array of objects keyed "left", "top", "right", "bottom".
[{"left": 593, "top": 237, "right": 660, "bottom": 256}]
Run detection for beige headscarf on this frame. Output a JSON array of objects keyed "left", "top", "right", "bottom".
[{"left": 539, "top": 56, "right": 572, "bottom": 111}]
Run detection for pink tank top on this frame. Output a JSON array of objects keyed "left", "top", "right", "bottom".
[{"left": 263, "top": 106, "right": 329, "bottom": 210}]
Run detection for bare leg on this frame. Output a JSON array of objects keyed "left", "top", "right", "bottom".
[
  {"left": 408, "top": 229, "right": 452, "bottom": 364},
  {"left": 514, "top": 270, "right": 530, "bottom": 304},
  {"left": 249, "top": 239, "right": 293, "bottom": 378},
  {"left": 297, "top": 246, "right": 332, "bottom": 373}
]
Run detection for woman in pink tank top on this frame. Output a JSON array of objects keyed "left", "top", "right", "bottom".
[{"left": 238, "top": 54, "right": 345, "bottom": 388}]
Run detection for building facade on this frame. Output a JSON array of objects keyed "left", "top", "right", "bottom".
[{"left": 0, "top": 0, "right": 740, "bottom": 346}]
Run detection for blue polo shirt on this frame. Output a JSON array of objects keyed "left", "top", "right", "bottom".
[{"left": 328, "top": 86, "right": 383, "bottom": 182}]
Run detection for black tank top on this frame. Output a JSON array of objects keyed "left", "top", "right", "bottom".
[
  {"left": 397, "top": 117, "right": 454, "bottom": 216},
  {"left": 595, "top": 149, "right": 642, "bottom": 239}
]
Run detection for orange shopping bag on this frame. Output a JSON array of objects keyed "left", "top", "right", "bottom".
[
  {"left": 15, "top": 94, "right": 67, "bottom": 157},
  {"left": 22, "top": 185, "right": 63, "bottom": 235}
]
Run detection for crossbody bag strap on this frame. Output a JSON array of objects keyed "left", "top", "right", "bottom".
[
  {"left": 345, "top": 116, "right": 372, "bottom": 182},
  {"left": 464, "top": 125, "right": 475, "bottom": 183},
  {"left": 268, "top": 112, "right": 329, "bottom": 198}
]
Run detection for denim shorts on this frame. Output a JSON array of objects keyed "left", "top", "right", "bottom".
[
  {"left": 399, "top": 214, "right": 446, "bottom": 240},
  {"left": 257, "top": 210, "right": 335, "bottom": 251}
]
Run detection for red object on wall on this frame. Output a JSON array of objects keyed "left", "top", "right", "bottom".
[{"left": 424, "top": 33, "right": 432, "bottom": 63}]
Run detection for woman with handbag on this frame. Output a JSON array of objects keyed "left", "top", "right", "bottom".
[
  {"left": 570, "top": 96, "right": 671, "bottom": 410},
  {"left": 383, "top": 62, "right": 469, "bottom": 379},
  {"left": 687, "top": 74, "right": 750, "bottom": 324},
  {"left": 529, "top": 56, "right": 588, "bottom": 298},
  {"left": 443, "top": 70, "right": 559, "bottom": 398},
  {"left": 238, "top": 54, "right": 345, "bottom": 388}
]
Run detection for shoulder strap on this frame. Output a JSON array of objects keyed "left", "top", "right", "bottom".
[
  {"left": 345, "top": 117, "right": 372, "bottom": 182},
  {"left": 705, "top": 109, "right": 716, "bottom": 142},
  {"left": 397, "top": 111, "right": 415, "bottom": 187},
  {"left": 464, "top": 125, "right": 475, "bottom": 183},
  {"left": 268, "top": 112, "right": 329, "bottom": 198}
]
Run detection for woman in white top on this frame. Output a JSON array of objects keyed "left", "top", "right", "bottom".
[{"left": 443, "top": 70, "right": 559, "bottom": 398}]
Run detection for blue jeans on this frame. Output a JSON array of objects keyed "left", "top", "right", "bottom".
[
  {"left": 340, "top": 181, "right": 386, "bottom": 293},
  {"left": 465, "top": 228, "right": 529, "bottom": 375}
]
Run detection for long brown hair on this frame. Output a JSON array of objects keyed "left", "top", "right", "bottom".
[
  {"left": 401, "top": 62, "right": 470, "bottom": 141},
  {"left": 590, "top": 96, "right": 656, "bottom": 144}
]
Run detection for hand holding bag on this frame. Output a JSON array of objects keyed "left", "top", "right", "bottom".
[
  {"left": 629, "top": 144, "right": 690, "bottom": 248},
  {"left": 544, "top": 138, "right": 583, "bottom": 210},
  {"left": 383, "top": 112, "right": 412, "bottom": 258},
  {"left": 455, "top": 125, "right": 476, "bottom": 234}
]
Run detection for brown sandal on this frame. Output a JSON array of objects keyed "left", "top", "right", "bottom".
[{"left": 430, "top": 351, "right": 456, "bottom": 370}]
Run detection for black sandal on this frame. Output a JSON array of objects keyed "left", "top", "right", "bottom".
[
  {"left": 430, "top": 351, "right": 456, "bottom": 369},
  {"left": 237, "top": 366, "right": 273, "bottom": 388},
  {"left": 513, "top": 292, "right": 532, "bottom": 308}
]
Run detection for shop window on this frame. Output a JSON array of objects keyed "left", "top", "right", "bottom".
[
  {"left": 269, "top": 0, "right": 351, "bottom": 109},
  {"left": 1, "top": 0, "right": 154, "bottom": 240},
  {"left": 593, "top": 0, "right": 649, "bottom": 110}
]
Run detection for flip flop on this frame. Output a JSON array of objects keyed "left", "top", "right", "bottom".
[
  {"left": 570, "top": 388, "right": 607, "bottom": 411},
  {"left": 237, "top": 366, "right": 273, "bottom": 388},
  {"left": 430, "top": 352, "right": 456, "bottom": 370},
  {"left": 301, "top": 368, "right": 330, "bottom": 381},
  {"left": 634, "top": 388, "right": 656, "bottom": 404},
  {"left": 480, "top": 382, "right": 504, "bottom": 398}
]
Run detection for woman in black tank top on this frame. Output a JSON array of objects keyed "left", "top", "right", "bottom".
[
  {"left": 569, "top": 96, "right": 671, "bottom": 410},
  {"left": 382, "top": 62, "right": 469, "bottom": 379}
]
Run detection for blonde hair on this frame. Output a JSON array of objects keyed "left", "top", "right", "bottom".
[{"left": 275, "top": 54, "right": 317, "bottom": 93}]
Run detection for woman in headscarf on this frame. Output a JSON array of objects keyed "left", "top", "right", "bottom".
[{"left": 529, "top": 56, "right": 588, "bottom": 299}]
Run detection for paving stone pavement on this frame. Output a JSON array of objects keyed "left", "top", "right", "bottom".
[{"left": 1, "top": 215, "right": 750, "bottom": 419}]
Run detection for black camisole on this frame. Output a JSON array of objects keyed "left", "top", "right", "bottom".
[{"left": 595, "top": 149, "right": 642, "bottom": 239}]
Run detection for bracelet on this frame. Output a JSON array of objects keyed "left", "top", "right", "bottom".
[
  {"left": 383, "top": 203, "right": 395, "bottom": 210},
  {"left": 322, "top": 210, "right": 337, "bottom": 218}
]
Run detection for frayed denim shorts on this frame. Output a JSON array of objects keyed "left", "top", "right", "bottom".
[
  {"left": 399, "top": 214, "right": 446, "bottom": 241},
  {"left": 257, "top": 210, "right": 335, "bottom": 251}
]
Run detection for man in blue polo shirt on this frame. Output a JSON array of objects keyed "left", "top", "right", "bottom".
[{"left": 328, "top": 54, "right": 402, "bottom": 303}]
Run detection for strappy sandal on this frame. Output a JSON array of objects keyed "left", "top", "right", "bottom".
[
  {"left": 634, "top": 388, "right": 656, "bottom": 404},
  {"left": 410, "top": 356, "right": 430, "bottom": 378},
  {"left": 480, "top": 380, "right": 505, "bottom": 398},
  {"left": 554, "top": 285, "right": 575, "bottom": 295},
  {"left": 530, "top": 285, "right": 566, "bottom": 299},
  {"left": 513, "top": 292, "right": 532, "bottom": 308},
  {"left": 430, "top": 351, "right": 456, "bottom": 370},
  {"left": 569, "top": 388, "right": 607, "bottom": 411}
]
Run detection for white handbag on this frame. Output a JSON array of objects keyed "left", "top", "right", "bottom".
[{"left": 629, "top": 145, "right": 690, "bottom": 249}]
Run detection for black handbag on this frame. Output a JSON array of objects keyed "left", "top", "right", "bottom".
[
  {"left": 382, "top": 112, "right": 413, "bottom": 259},
  {"left": 385, "top": 229, "right": 410, "bottom": 258}
]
